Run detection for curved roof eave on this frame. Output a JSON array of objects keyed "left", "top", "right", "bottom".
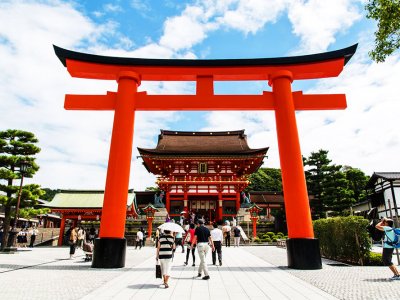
[
  {"left": 54, "top": 44, "right": 358, "bottom": 68},
  {"left": 137, "top": 147, "right": 269, "bottom": 156}
]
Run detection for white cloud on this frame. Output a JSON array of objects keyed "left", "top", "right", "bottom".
[
  {"left": 287, "top": 0, "right": 362, "bottom": 53},
  {"left": 104, "top": 3, "right": 122, "bottom": 13},
  {"left": 217, "top": 0, "right": 288, "bottom": 34},
  {"left": 0, "top": 1, "right": 179, "bottom": 190}
]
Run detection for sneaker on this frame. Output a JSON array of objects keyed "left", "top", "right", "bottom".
[
  {"left": 202, "top": 275, "right": 210, "bottom": 280},
  {"left": 184, "top": 262, "right": 188, "bottom": 266},
  {"left": 197, "top": 273, "right": 201, "bottom": 277},
  {"left": 390, "top": 275, "right": 400, "bottom": 280},
  {"left": 192, "top": 263, "right": 195, "bottom": 267},
  {"left": 219, "top": 261, "right": 222, "bottom": 266}
]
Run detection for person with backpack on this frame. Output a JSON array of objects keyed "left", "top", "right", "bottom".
[{"left": 376, "top": 217, "right": 400, "bottom": 280}]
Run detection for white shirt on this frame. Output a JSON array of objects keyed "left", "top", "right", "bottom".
[
  {"left": 222, "top": 225, "right": 231, "bottom": 233},
  {"left": 137, "top": 231, "right": 143, "bottom": 240},
  {"left": 211, "top": 228, "right": 223, "bottom": 242}
]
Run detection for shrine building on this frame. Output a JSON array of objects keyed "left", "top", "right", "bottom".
[{"left": 138, "top": 129, "right": 268, "bottom": 222}]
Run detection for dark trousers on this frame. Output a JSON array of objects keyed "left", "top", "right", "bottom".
[
  {"left": 69, "top": 242, "right": 76, "bottom": 255},
  {"left": 212, "top": 241, "right": 222, "bottom": 264},
  {"left": 135, "top": 239, "right": 142, "bottom": 249},
  {"left": 186, "top": 245, "right": 196, "bottom": 264},
  {"left": 175, "top": 238, "right": 184, "bottom": 252},
  {"left": 29, "top": 235, "right": 36, "bottom": 247},
  {"left": 225, "top": 233, "right": 230, "bottom": 247}
]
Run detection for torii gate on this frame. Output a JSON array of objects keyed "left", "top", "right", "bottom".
[{"left": 54, "top": 44, "right": 357, "bottom": 269}]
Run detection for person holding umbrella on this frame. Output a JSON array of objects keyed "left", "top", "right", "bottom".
[{"left": 156, "top": 229, "right": 175, "bottom": 288}]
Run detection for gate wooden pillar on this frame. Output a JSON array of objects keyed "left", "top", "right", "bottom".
[
  {"left": 92, "top": 71, "right": 140, "bottom": 268},
  {"left": 270, "top": 70, "right": 321, "bottom": 269}
]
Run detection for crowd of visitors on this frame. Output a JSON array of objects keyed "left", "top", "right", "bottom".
[{"left": 155, "top": 213, "right": 243, "bottom": 288}]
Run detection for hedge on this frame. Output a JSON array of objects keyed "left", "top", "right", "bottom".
[{"left": 313, "top": 216, "right": 371, "bottom": 265}]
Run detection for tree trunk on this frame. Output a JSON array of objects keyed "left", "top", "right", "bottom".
[{"left": 1, "top": 205, "right": 11, "bottom": 250}]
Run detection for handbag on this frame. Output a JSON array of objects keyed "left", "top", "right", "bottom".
[
  {"left": 156, "top": 261, "right": 162, "bottom": 279},
  {"left": 184, "top": 232, "right": 191, "bottom": 243}
]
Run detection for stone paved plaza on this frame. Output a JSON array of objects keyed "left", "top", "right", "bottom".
[{"left": 1, "top": 245, "right": 400, "bottom": 299}]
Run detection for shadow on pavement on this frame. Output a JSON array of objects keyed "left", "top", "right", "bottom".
[
  {"left": 128, "top": 284, "right": 161, "bottom": 289},
  {"left": 363, "top": 278, "right": 393, "bottom": 282}
]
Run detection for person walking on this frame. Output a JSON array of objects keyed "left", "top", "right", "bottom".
[
  {"left": 222, "top": 221, "right": 231, "bottom": 247},
  {"left": 211, "top": 222, "right": 223, "bottom": 266},
  {"left": 376, "top": 217, "right": 400, "bottom": 280},
  {"left": 135, "top": 229, "right": 143, "bottom": 249},
  {"left": 233, "top": 226, "right": 241, "bottom": 247},
  {"left": 192, "top": 219, "right": 214, "bottom": 280},
  {"left": 174, "top": 231, "right": 184, "bottom": 253},
  {"left": 156, "top": 230, "right": 175, "bottom": 288},
  {"left": 88, "top": 225, "right": 96, "bottom": 242},
  {"left": 29, "top": 226, "right": 38, "bottom": 248},
  {"left": 155, "top": 228, "right": 160, "bottom": 248},
  {"left": 77, "top": 226, "right": 85, "bottom": 249},
  {"left": 141, "top": 227, "right": 147, "bottom": 247},
  {"left": 184, "top": 223, "right": 196, "bottom": 266},
  {"left": 69, "top": 226, "right": 78, "bottom": 259}
]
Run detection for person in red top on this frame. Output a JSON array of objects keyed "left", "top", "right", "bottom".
[{"left": 184, "top": 223, "right": 196, "bottom": 266}]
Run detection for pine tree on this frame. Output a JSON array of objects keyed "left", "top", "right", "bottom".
[{"left": 0, "top": 129, "right": 43, "bottom": 250}]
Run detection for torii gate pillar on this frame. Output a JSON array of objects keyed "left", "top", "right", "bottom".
[
  {"left": 92, "top": 72, "right": 140, "bottom": 268},
  {"left": 271, "top": 70, "right": 321, "bottom": 269}
]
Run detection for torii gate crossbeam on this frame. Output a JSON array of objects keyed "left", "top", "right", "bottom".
[{"left": 54, "top": 44, "right": 357, "bottom": 269}]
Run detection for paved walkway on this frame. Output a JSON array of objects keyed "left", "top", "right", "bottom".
[{"left": 0, "top": 245, "right": 399, "bottom": 299}]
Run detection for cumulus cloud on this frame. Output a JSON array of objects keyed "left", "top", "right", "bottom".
[
  {"left": 287, "top": 0, "right": 362, "bottom": 53},
  {"left": 0, "top": 1, "right": 179, "bottom": 190}
]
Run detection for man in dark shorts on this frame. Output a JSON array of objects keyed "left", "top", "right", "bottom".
[{"left": 376, "top": 217, "right": 400, "bottom": 280}]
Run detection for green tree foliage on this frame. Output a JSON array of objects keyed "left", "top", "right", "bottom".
[
  {"left": 145, "top": 186, "right": 160, "bottom": 191},
  {"left": 304, "top": 150, "right": 368, "bottom": 218},
  {"left": 41, "top": 188, "right": 59, "bottom": 201},
  {"left": 322, "top": 165, "right": 355, "bottom": 216},
  {"left": 247, "top": 168, "right": 282, "bottom": 192},
  {"left": 366, "top": 0, "right": 400, "bottom": 62},
  {"left": 0, "top": 129, "right": 44, "bottom": 250},
  {"left": 304, "top": 150, "right": 333, "bottom": 218},
  {"left": 343, "top": 166, "right": 369, "bottom": 203},
  {"left": 19, "top": 207, "right": 50, "bottom": 219}
]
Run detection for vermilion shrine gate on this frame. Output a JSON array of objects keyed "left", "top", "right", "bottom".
[{"left": 54, "top": 43, "right": 357, "bottom": 269}]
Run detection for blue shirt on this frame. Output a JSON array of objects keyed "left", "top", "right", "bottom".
[{"left": 383, "top": 226, "right": 395, "bottom": 248}]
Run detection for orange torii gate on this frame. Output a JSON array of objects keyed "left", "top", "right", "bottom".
[{"left": 54, "top": 44, "right": 357, "bottom": 269}]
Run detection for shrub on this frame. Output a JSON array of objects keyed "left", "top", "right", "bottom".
[
  {"left": 253, "top": 237, "right": 260, "bottom": 243},
  {"left": 272, "top": 237, "right": 278, "bottom": 242},
  {"left": 364, "top": 252, "right": 384, "bottom": 266},
  {"left": 266, "top": 232, "right": 275, "bottom": 238},
  {"left": 262, "top": 237, "right": 272, "bottom": 243},
  {"left": 313, "top": 216, "right": 371, "bottom": 265}
]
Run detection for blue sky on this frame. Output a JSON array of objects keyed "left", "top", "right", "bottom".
[{"left": 0, "top": 0, "right": 399, "bottom": 191}]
